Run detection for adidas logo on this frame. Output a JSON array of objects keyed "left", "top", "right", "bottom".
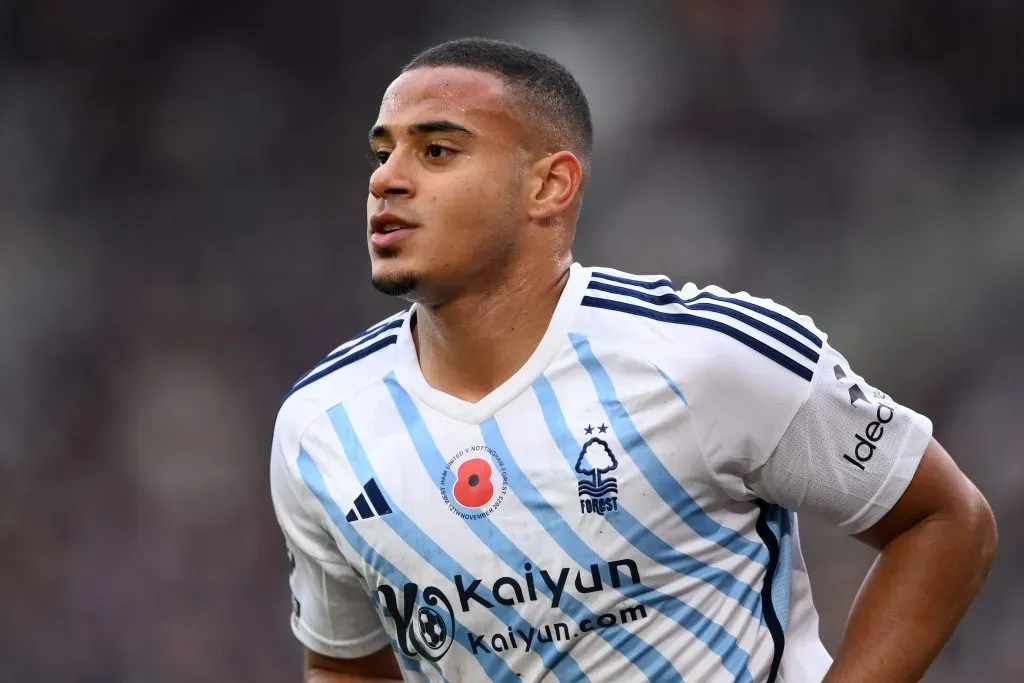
[{"left": 345, "top": 478, "right": 393, "bottom": 521}]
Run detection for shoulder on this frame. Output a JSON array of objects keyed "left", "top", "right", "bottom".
[
  {"left": 674, "top": 281, "right": 825, "bottom": 384},
  {"left": 580, "top": 268, "right": 837, "bottom": 496},
  {"left": 579, "top": 267, "right": 825, "bottom": 387},
  {"left": 275, "top": 308, "right": 409, "bottom": 446}
]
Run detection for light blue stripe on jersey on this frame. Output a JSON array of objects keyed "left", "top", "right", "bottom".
[
  {"left": 531, "top": 377, "right": 756, "bottom": 682},
  {"left": 765, "top": 507, "right": 793, "bottom": 631},
  {"left": 480, "top": 417, "right": 686, "bottom": 683},
  {"left": 656, "top": 367, "right": 688, "bottom": 406},
  {"left": 531, "top": 375, "right": 764, "bottom": 618},
  {"left": 295, "top": 448, "right": 474, "bottom": 683},
  {"left": 383, "top": 375, "right": 591, "bottom": 683},
  {"left": 569, "top": 333, "right": 770, "bottom": 566},
  {"left": 324, "top": 405, "right": 548, "bottom": 683}
]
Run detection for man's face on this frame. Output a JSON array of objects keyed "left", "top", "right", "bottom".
[{"left": 366, "top": 66, "right": 528, "bottom": 302}]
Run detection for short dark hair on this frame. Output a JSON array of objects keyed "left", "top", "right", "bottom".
[{"left": 403, "top": 37, "right": 593, "bottom": 167}]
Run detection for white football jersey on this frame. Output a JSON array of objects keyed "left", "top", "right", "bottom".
[{"left": 270, "top": 263, "right": 933, "bottom": 682}]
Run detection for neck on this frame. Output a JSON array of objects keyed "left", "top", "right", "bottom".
[{"left": 412, "top": 257, "right": 573, "bottom": 403}]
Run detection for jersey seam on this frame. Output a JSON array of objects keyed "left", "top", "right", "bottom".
[
  {"left": 738, "top": 352, "right": 817, "bottom": 504},
  {"left": 293, "top": 373, "right": 393, "bottom": 454},
  {"left": 287, "top": 377, "right": 393, "bottom": 558},
  {"left": 280, "top": 374, "right": 392, "bottom": 566},
  {"left": 278, "top": 446, "right": 341, "bottom": 565},
  {"left": 321, "top": 559, "right": 335, "bottom": 636},
  {"left": 764, "top": 350, "right": 819, "bottom": 468},
  {"left": 290, "top": 370, "right": 405, "bottom": 565}
]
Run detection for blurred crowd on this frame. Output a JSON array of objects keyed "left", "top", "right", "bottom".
[{"left": 0, "top": 1, "right": 1021, "bottom": 681}]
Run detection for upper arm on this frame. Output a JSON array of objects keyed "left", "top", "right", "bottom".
[
  {"left": 695, "top": 320, "right": 995, "bottom": 551},
  {"left": 852, "top": 436, "right": 996, "bottom": 550},
  {"left": 678, "top": 288, "right": 934, "bottom": 534},
  {"left": 270, "top": 409, "right": 391, "bottom": 660},
  {"left": 740, "top": 342, "right": 934, "bottom": 533}
]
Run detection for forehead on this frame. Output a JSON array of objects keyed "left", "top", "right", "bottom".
[{"left": 375, "top": 66, "right": 515, "bottom": 132}]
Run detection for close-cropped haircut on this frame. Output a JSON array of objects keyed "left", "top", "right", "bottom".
[{"left": 403, "top": 37, "right": 593, "bottom": 170}]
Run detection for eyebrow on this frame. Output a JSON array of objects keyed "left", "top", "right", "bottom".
[{"left": 368, "top": 120, "right": 475, "bottom": 143}]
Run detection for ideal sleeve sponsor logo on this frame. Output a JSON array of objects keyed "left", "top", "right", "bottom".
[
  {"left": 833, "top": 364, "right": 896, "bottom": 471},
  {"left": 375, "top": 559, "right": 649, "bottom": 663}
]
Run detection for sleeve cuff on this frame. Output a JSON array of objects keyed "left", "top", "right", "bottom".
[
  {"left": 292, "top": 615, "right": 392, "bottom": 660},
  {"left": 839, "top": 410, "right": 933, "bottom": 535}
]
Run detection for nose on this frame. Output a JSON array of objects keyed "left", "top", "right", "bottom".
[{"left": 368, "top": 151, "right": 414, "bottom": 199}]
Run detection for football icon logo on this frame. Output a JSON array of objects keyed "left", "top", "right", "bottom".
[{"left": 417, "top": 606, "right": 449, "bottom": 650}]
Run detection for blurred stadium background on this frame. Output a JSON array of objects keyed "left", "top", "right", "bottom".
[{"left": 1, "top": 0, "right": 1021, "bottom": 681}]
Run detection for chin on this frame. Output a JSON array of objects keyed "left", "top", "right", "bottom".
[{"left": 370, "top": 265, "right": 421, "bottom": 298}]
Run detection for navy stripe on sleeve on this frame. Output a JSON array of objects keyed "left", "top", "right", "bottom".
[
  {"left": 581, "top": 296, "right": 814, "bottom": 381},
  {"left": 588, "top": 280, "right": 819, "bottom": 364},
  {"left": 683, "top": 291, "right": 822, "bottom": 348},
  {"left": 590, "top": 270, "right": 675, "bottom": 290}
]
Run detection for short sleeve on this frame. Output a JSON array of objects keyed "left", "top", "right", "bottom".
[
  {"left": 679, "top": 286, "right": 932, "bottom": 534},
  {"left": 270, "top": 411, "right": 391, "bottom": 659},
  {"left": 744, "top": 343, "right": 932, "bottom": 534}
]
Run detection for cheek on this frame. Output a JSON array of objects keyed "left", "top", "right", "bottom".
[{"left": 431, "top": 170, "right": 519, "bottom": 225}]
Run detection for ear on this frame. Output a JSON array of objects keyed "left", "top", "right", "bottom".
[{"left": 525, "top": 151, "right": 584, "bottom": 222}]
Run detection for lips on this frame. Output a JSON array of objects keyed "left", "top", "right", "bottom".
[
  {"left": 369, "top": 211, "right": 418, "bottom": 249},
  {"left": 371, "top": 226, "right": 414, "bottom": 249}
]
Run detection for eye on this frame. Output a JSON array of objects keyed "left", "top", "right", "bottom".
[
  {"left": 367, "top": 147, "right": 391, "bottom": 167},
  {"left": 425, "top": 143, "right": 453, "bottom": 160}
]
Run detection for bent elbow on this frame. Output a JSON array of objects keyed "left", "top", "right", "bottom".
[{"left": 972, "top": 490, "right": 998, "bottom": 575}]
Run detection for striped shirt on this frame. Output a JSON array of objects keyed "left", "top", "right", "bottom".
[{"left": 270, "top": 263, "right": 932, "bottom": 682}]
